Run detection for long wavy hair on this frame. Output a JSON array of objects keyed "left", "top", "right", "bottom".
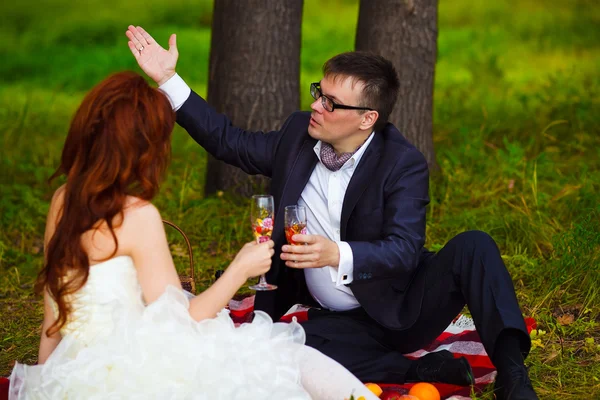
[{"left": 35, "top": 71, "right": 175, "bottom": 335}]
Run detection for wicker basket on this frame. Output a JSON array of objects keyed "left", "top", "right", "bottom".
[{"left": 162, "top": 219, "right": 196, "bottom": 294}]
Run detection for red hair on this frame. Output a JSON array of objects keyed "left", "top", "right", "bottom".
[{"left": 36, "top": 71, "right": 175, "bottom": 335}]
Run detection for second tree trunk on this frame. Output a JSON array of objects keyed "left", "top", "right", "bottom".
[{"left": 355, "top": 0, "right": 438, "bottom": 169}]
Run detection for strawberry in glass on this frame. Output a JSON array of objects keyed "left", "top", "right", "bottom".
[{"left": 284, "top": 205, "right": 307, "bottom": 245}]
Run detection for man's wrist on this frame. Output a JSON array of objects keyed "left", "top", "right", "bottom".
[
  {"left": 157, "top": 73, "right": 191, "bottom": 111},
  {"left": 157, "top": 71, "right": 176, "bottom": 87},
  {"left": 329, "top": 240, "right": 340, "bottom": 267},
  {"left": 335, "top": 241, "right": 354, "bottom": 285}
]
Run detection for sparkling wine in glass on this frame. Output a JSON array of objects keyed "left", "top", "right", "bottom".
[
  {"left": 249, "top": 195, "right": 277, "bottom": 291},
  {"left": 284, "top": 205, "right": 308, "bottom": 245}
]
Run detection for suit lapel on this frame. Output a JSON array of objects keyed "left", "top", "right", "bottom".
[
  {"left": 275, "top": 139, "right": 318, "bottom": 242},
  {"left": 340, "top": 132, "right": 383, "bottom": 238}
]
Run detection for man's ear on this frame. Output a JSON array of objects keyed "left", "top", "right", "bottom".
[{"left": 360, "top": 110, "right": 379, "bottom": 131}]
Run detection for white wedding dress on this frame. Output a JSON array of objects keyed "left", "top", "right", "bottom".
[{"left": 9, "top": 256, "right": 377, "bottom": 400}]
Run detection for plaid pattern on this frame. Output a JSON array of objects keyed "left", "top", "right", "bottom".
[
  {"left": 0, "top": 378, "right": 6, "bottom": 400},
  {"left": 228, "top": 296, "right": 537, "bottom": 400},
  {"left": 1, "top": 298, "right": 535, "bottom": 400},
  {"left": 319, "top": 142, "right": 355, "bottom": 171}
]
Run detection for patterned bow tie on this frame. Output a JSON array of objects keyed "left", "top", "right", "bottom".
[{"left": 319, "top": 142, "right": 358, "bottom": 172}]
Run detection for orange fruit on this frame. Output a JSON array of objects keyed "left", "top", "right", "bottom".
[
  {"left": 364, "top": 382, "right": 383, "bottom": 397},
  {"left": 408, "top": 382, "right": 440, "bottom": 400},
  {"left": 397, "top": 396, "right": 420, "bottom": 400}
]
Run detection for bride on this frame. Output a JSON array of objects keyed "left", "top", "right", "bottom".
[{"left": 8, "top": 72, "right": 377, "bottom": 400}]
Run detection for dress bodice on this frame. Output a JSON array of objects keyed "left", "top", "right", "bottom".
[{"left": 54, "top": 256, "right": 144, "bottom": 344}]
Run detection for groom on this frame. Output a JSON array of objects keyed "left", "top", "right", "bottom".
[{"left": 126, "top": 26, "right": 538, "bottom": 399}]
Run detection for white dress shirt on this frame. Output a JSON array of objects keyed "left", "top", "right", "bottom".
[
  {"left": 159, "top": 74, "right": 374, "bottom": 311},
  {"left": 298, "top": 137, "right": 373, "bottom": 311}
]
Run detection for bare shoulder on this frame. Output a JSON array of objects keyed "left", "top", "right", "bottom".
[
  {"left": 44, "top": 184, "right": 67, "bottom": 248},
  {"left": 121, "top": 196, "right": 164, "bottom": 231},
  {"left": 49, "top": 184, "right": 66, "bottom": 210},
  {"left": 52, "top": 184, "right": 66, "bottom": 200},
  {"left": 47, "top": 184, "right": 67, "bottom": 224},
  {"left": 118, "top": 197, "right": 169, "bottom": 259}
]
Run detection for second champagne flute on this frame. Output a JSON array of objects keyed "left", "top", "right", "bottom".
[{"left": 284, "top": 205, "right": 308, "bottom": 245}]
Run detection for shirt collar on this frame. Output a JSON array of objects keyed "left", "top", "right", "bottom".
[{"left": 313, "top": 131, "right": 375, "bottom": 170}]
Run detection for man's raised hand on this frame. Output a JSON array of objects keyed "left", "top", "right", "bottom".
[{"left": 126, "top": 25, "right": 178, "bottom": 86}]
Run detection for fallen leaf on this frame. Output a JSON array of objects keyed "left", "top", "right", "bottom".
[
  {"left": 557, "top": 313, "right": 575, "bottom": 325},
  {"left": 544, "top": 350, "right": 560, "bottom": 363}
]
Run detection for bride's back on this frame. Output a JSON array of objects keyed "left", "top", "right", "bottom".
[
  {"left": 47, "top": 187, "right": 165, "bottom": 341},
  {"left": 37, "top": 71, "right": 177, "bottom": 341}
]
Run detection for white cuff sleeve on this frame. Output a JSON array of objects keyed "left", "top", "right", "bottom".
[
  {"left": 158, "top": 73, "right": 191, "bottom": 111},
  {"left": 335, "top": 241, "right": 354, "bottom": 286}
]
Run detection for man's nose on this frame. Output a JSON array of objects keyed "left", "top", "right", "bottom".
[{"left": 310, "top": 98, "right": 323, "bottom": 112}]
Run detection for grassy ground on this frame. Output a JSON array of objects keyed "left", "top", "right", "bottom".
[{"left": 1, "top": 0, "right": 599, "bottom": 397}]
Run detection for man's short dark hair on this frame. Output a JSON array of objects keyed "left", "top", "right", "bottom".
[{"left": 323, "top": 51, "right": 400, "bottom": 132}]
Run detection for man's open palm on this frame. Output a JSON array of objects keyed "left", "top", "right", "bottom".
[{"left": 126, "top": 25, "right": 178, "bottom": 86}]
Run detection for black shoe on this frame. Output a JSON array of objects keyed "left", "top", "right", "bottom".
[
  {"left": 494, "top": 364, "right": 539, "bottom": 400},
  {"left": 411, "top": 350, "right": 474, "bottom": 386}
]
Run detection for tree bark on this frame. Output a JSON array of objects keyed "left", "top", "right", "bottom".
[
  {"left": 205, "top": 0, "right": 303, "bottom": 196},
  {"left": 355, "top": 0, "right": 438, "bottom": 169}
]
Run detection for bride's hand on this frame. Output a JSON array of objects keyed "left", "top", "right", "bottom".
[
  {"left": 229, "top": 240, "right": 275, "bottom": 280},
  {"left": 126, "top": 25, "right": 178, "bottom": 86}
]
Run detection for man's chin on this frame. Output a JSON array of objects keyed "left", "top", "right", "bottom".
[{"left": 307, "top": 125, "right": 320, "bottom": 139}]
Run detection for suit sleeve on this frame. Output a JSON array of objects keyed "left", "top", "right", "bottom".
[
  {"left": 176, "top": 90, "right": 293, "bottom": 178},
  {"left": 347, "top": 148, "right": 429, "bottom": 289}
]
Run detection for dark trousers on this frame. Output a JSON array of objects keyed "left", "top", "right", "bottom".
[{"left": 300, "top": 230, "right": 531, "bottom": 383}]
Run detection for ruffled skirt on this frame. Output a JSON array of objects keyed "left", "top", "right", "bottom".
[{"left": 10, "top": 287, "right": 310, "bottom": 400}]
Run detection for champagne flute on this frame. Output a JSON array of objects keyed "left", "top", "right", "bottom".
[
  {"left": 249, "top": 195, "right": 277, "bottom": 291},
  {"left": 284, "top": 205, "right": 308, "bottom": 245}
]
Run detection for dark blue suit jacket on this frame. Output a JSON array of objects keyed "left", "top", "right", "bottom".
[{"left": 177, "top": 91, "right": 432, "bottom": 330}]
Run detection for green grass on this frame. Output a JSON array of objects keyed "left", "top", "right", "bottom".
[{"left": 1, "top": 0, "right": 599, "bottom": 397}]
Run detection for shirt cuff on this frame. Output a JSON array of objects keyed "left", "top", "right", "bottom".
[
  {"left": 335, "top": 241, "right": 354, "bottom": 286},
  {"left": 158, "top": 73, "right": 191, "bottom": 111}
]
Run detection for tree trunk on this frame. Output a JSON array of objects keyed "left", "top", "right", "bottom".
[
  {"left": 205, "top": 0, "right": 303, "bottom": 196},
  {"left": 355, "top": 0, "right": 438, "bottom": 169}
]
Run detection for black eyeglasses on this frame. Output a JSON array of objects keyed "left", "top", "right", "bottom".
[{"left": 310, "top": 82, "right": 374, "bottom": 113}]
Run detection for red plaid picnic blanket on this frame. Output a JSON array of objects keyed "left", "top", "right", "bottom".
[
  {"left": 0, "top": 297, "right": 535, "bottom": 400},
  {"left": 229, "top": 296, "right": 537, "bottom": 400},
  {"left": 0, "top": 378, "right": 7, "bottom": 400}
]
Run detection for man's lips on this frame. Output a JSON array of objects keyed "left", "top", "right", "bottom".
[{"left": 310, "top": 116, "right": 320, "bottom": 126}]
